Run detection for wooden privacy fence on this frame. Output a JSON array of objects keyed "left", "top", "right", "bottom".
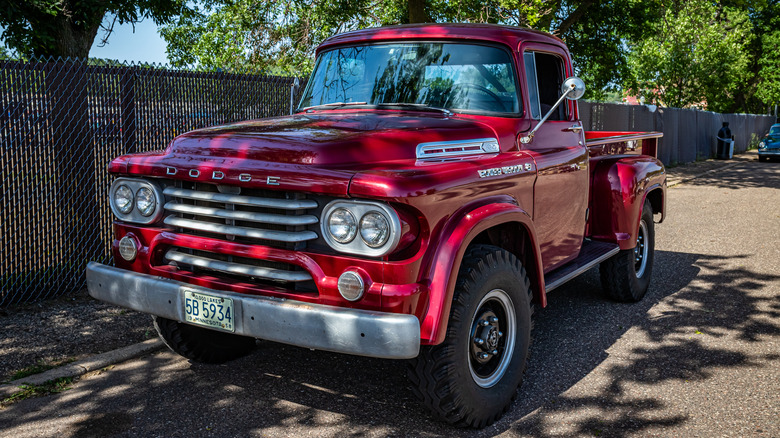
[
  {"left": 579, "top": 101, "right": 777, "bottom": 164},
  {"left": 0, "top": 57, "right": 304, "bottom": 306}
]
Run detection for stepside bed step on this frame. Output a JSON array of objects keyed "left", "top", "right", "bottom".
[{"left": 544, "top": 240, "right": 620, "bottom": 292}]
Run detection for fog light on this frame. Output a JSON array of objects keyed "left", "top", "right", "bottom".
[
  {"left": 118, "top": 235, "right": 138, "bottom": 261},
  {"left": 337, "top": 271, "right": 364, "bottom": 301}
]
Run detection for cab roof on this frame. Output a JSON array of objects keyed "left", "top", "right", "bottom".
[{"left": 317, "top": 23, "right": 566, "bottom": 54}]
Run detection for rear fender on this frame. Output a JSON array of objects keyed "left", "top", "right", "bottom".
[
  {"left": 590, "top": 156, "right": 666, "bottom": 250},
  {"left": 419, "top": 202, "right": 544, "bottom": 345}
]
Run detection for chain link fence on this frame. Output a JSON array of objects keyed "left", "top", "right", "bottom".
[
  {"left": 580, "top": 101, "right": 777, "bottom": 164},
  {"left": 1, "top": 57, "right": 305, "bottom": 306}
]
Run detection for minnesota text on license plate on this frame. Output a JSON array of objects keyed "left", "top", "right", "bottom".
[{"left": 183, "top": 290, "right": 235, "bottom": 332}]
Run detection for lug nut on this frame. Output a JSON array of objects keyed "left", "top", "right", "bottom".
[
  {"left": 479, "top": 352, "right": 489, "bottom": 359},
  {"left": 489, "top": 316, "right": 498, "bottom": 323},
  {"left": 480, "top": 320, "right": 489, "bottom": 327},
  {"left": 497, "top": 331, "right": 503, "bottom": 338},
  {"left": 474, "top": 338, "right": 485, "bottom": 345},
  {"left": 491, "top": 349, "right": 498, "bottom": 355}
]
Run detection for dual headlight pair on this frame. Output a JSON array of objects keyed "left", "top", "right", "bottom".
[
  {"left": 321, "top": 201, "right": 401, "bottom": 257},
  {"left": 109, "top": 178, "right": 164, "bottom": 224}
]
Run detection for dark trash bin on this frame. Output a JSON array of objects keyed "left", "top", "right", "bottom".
[{"left": 716, "top": 122, "right": 734, "bottom": 159}]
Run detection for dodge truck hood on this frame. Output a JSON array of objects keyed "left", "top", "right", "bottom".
[
  {"left": 168, "top": 112, "right": 498, "bottom": 165},
  {"left": 114, "top": 112, "right": 501, "bottom": 196}
]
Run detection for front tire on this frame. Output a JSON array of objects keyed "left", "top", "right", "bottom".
[
  {"left": 153, "top": 316, "right": 256, "bottom": 364},
  {"left": 408, "top": 245, "right": 532, "bottom": 428},
  {"left": 600, "top": 199, "right": 655, "bottom": 302}
]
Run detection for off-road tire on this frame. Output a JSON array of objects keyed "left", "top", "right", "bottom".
[
  {"left": 600, "top": 199, "right": 655, "bottom": 302},
  {"left": 407, "top": 245, "right": 533, "bottom": 428},
  {"left": 153, "top": 316, "right": 256, "bottom": 364}
]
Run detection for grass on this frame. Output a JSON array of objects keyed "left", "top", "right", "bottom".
[
  {"left": 6, "top": 357, "right": 76, "bottom": 383},
  {"left": 0, "top": 377, "right": 74, "bottom": 408}
]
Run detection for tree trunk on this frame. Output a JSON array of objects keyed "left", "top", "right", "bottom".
[
  {"left": 408, "top": 0, "right": 430, "bottom": 23},
  {"left": 34, "top": 8, "right": 105, "bottom": 58}
]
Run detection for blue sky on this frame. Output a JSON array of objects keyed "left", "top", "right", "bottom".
[
  {"left": 90, "top": 18, "right": 169, "bottom": 64},
  {"left": 1, "top": 17, "right": 169, "bottom": 64}
]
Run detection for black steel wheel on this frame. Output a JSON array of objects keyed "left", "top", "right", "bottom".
[
  {"left": 153, "top": 316, "right": 256, "bottom": 364},
  {"left": 408, "top": 245, "right": 532, "bottom": 428},
  {"left": 600, "top": 199, "right": 655, "bottom": 302}
]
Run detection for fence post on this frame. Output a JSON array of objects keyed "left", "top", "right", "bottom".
[
  {"left": 120, "top": 66, "right": 137, "bottom": 154},
  {"left": 289, "top": 77, "right": 300, "bottom": 114}
]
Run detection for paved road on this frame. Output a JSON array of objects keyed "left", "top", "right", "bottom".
[{"left": 1, "top": 158, "right": 778, "bottom": 438}]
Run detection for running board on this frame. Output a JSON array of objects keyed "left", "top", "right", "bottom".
[{"left": 544, "top": 240, "right": 620, "bottom": 292}]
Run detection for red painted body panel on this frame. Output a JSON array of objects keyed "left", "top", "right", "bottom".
[{"left": 106, "top": 24, "right": 666, "bottom": 348}]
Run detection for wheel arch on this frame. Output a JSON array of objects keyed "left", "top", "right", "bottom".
[{"left": 419, "top": 202, "right": 544, "bottom": 346}]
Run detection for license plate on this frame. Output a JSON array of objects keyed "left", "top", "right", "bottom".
[{"left": 183, "top": 290, "right": 235, "bottom": 332}]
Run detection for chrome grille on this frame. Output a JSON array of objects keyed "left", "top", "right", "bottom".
[
  {"left": 162, "top": 184, "right": 319, "bottom": 249},
  {"left": 164, "top": 249, "right": 312, "bottom": 283},
  {"left": 160, "top": 182, "right": 319, "bottom": 292}
]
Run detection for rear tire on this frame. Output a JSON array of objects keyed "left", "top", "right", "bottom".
[
  {"left": 153, "top": 316, "right": 256, "bottom": 364},
  {"left": 600, "top": 199, "right": 655, "bottom": 302},
  {"left": 407, "top": 245, "right": 532, "bottom": 428}
]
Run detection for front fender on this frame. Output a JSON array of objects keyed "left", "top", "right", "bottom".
[
  {"left": 590, "top": 156, "right": 666, "bottom": 250},
  {"left": 419, "top": 202, "right": 544, "bottom": 345}
]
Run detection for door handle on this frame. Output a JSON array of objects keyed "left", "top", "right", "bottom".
[{"left": 564, "top": 125, "right": 583, "bottom": 133}]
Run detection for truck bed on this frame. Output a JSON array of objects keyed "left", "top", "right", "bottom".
[{"left": 585, "top": 131, "right": 663, "bottom": 158}]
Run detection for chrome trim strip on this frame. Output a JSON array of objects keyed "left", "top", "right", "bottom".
[
  {"left": 164, "top": 249, "right": 312, "bottom": 282},
  {"left": 416, "top": 137, "right": 499, "bottom": 159},
  {"left": 163, "top": 187, "right": 317, "bottom": 210},
  {"left": 164, "top": 216, "right": 318, "bottom": 242},
  {"left": 164, "top": 202, "right": 318, "bottom": 226},
  {"left": 86, "top": 263, "right": 421, "bottom": 359}
]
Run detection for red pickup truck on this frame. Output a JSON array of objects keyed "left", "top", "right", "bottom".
[{"left": 87, "top": 24, "right": 666, "bottom": 427}]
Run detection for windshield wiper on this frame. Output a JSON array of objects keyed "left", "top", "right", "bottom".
[
  {"left": 300, "top": 101, "right": 368, "bottom": 112},
  {"left": 375, "top": 103, "right": 453, "bottom": 116}
]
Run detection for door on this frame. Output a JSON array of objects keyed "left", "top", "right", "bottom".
[{"left": 521, "top": 49, "right": 589, "bottom": 272}]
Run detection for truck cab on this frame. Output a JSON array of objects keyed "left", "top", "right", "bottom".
[{"left": 87, "top": 24, "right": 665, "bottom": 428}]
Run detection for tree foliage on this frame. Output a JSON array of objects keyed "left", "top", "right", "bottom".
[
  {"left": 0, "top": 0, "right": 189, "bottom": 58},
  {"left": 160, "top": 0, "right": 652, "bottom": 96},
  {"left": 624, "top": 0, "right": 753, "bottom": 112},
  {"left": 756, "top": 31, "right": 780, "bottom": 106}
]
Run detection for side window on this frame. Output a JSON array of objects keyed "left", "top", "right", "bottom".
[{"left": 523, "top": 52, "right": 568, "bottom": 121}]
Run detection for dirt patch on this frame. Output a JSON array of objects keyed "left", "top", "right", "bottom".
[{"left": 0, "top": 289, "right": 152, "bottom": 382}]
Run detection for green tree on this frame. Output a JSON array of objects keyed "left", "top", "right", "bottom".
[
  {"left": 756, "top": 31, "right": 780, "bottom": 107},
  {"left": 624, "top": 0, "right": 753, "bottom": 112},
  {"left": 0, "top": 0, "right": 190, "bottom": 58},
  {"left": 160, "top": 0, "right": 652, "bottom": 94}
]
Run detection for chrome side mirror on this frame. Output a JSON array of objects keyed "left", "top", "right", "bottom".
[{"left": 520, "top": 76, "right": 586, "bottom": 144}]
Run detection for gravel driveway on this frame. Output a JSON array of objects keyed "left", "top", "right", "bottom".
[{"left": 0, "top": 153, "right": 777, "bottom": 437}]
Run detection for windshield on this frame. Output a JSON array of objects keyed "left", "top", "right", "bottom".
[
  {"left": 770, "top": 126, "right": 780, "bottom": 135},
  {"left": 299, "top": 43, "right": 520, "bottom": 115}
]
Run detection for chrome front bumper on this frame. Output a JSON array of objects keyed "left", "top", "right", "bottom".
[{"left": 86, "top": 263, "right": 420, "bottom": 359}]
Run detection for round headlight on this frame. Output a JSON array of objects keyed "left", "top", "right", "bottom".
[
  {"left": 758, "top": 141, "right": 766, "bottom": 149},
  {"left": 114, "top": 185, "right": 134, "bottom": 214},
  {"left": 359, "top": 211, "right": 390, "bottom": 248},
  {"left": 135, "top": 187, "right": 156, "bottom": 217},
  {"left": 328, "top": 208, "right": 357, "bottom": 243}
]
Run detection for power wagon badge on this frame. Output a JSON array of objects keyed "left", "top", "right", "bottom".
[{"left": 478, "top": 163, "right": 533, "bottom": 178}]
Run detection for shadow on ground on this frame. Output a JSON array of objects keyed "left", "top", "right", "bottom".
[
  {"left": 677, "top": 155, "right": 780, "bottom": 190},
  {"left": 1, "top": 248, "right": 778, "bottom": 437}
]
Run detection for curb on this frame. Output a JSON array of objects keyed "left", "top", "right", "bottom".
[{"left": 0, "top": 338, "right": 164, "bottom": 399}]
